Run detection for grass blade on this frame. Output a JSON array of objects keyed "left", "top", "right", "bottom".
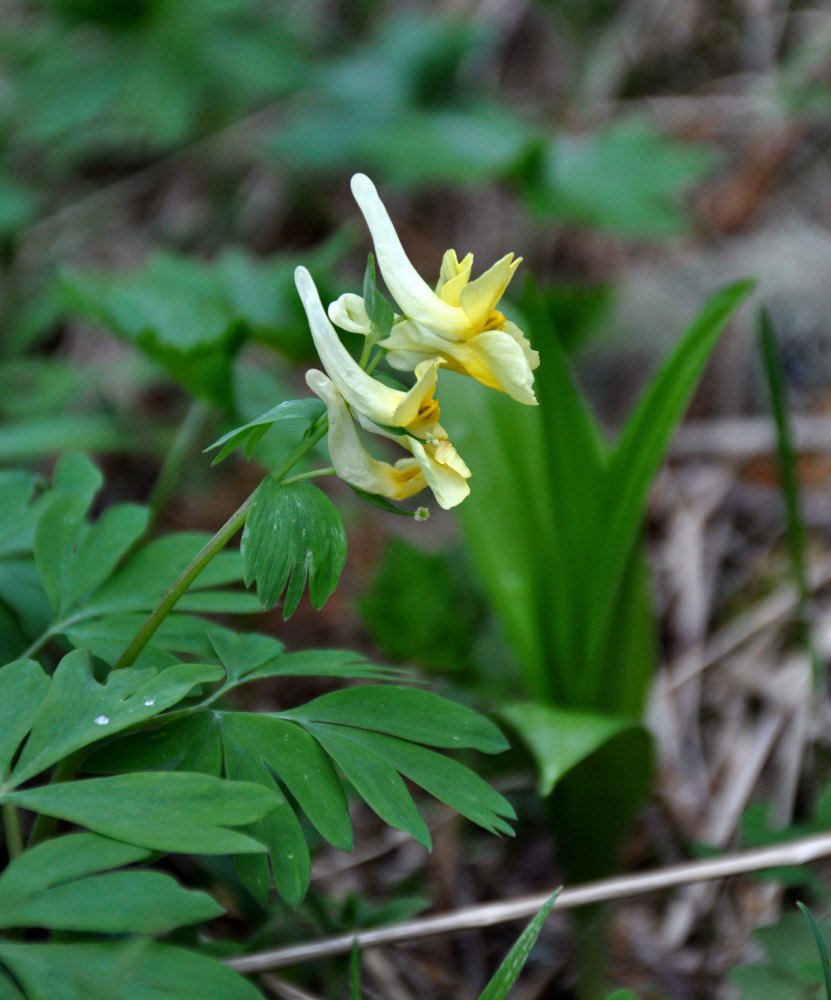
[{"left": 797, "top": 902, "right": 831, "bottom": 1000}]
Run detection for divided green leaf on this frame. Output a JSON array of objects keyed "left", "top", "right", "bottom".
[
  {"left": 241, "top": 479, "right": 347, "bottom": 618},
  {"left": 0, "top": 834, "right": 221, "bottom": 934}
]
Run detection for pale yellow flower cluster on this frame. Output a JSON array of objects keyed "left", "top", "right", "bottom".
[{"left": 295, "top": 174, "right": 540, "bottom": 511}]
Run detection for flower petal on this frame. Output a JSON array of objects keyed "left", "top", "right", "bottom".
[
  {"left": 380, "top": 318, "right": 539, "bottom": 404},
  {"left": 436, "top": 250, "right": 473, "bottom": 306},
  {"left": 296, "top": 266, "right": 444, "bottom": 430},
  {"left": 458, "top": 253, "right": 521, "bottom": 328},
  {"left": 306, "top": 370, "right": 426, "bottom": 500},
  {"left": 406, "top": 435, "right": 471, "bottom": 510},
  {"left": 350, "top": 174, "right": 467, "bottom": 334},
  {"left": 328, "top": 293, "right": 373, "bottom": 335}
]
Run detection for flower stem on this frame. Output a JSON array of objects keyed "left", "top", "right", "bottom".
[
  {"left": 112, "top": 413, "right": 329, "bottom": 672},
  {"left": 3, "top": 803, "right": 23, "bottom": 860},
  {"left": 146, "top": 400, "right": 212, "bottom": 528},
  {"left": 112, "top": 494, "right": 254, "bottom": 672}
]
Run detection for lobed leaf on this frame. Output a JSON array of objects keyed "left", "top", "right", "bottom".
[
  {"left": 282, "top": 684, "right": 509, "bottom": 753},
  {"left": 0, "top": 659, "right": 49, "bottom": 779},
  {"left": 0, "top": 939, "right": 265, "bottom": 1000},
  {"left": 0, "top": 834, "right": 221, "bottom": 934},
  {"left": 4, "top": 772, "right": 276, "bottom": 855},
  {"left": 307, "top": 723, "right": 431, "bottom": 849},
  {"left": 206, "top": 398, "right": 326, "bottom": 465},
  {"left": 9, "top": 649, "right": 222, "bottom": 787},
  {"left": 240, "top": 479, "right": 347, "bottom": 618},
  {"left": 207, "top": 625, "right": 400, "bottom": 695}
]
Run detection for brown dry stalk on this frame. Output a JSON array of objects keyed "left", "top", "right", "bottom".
[{"left": 227, "top": 831, "right": 831, "bottom": 973}]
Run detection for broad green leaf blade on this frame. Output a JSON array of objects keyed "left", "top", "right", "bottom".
[
  {"left": 0, "top": 833, "right": 221, "bottom": 933},
  {"left": 83, "top": 713, "right": 223, "bottom": 776},
  {"left": 529, "top": 118, "right": 716, "bottom": 234},
  {"left": 56, "top": 503, "right": 149, "bottom": 617},
  {"left": 5, "top": 772, "right": 275, "bottom": 855},
  {"left": 33, "top": 453, "right": 102, "bottom": 612},
  {"left": 0, "top": 415, "right": 131, "bottom": 463},
  {"left": 478, "top": 894, "right": 558, "bottom": 1000},
  {"left": 64, "top": 612, "right": 218, "bottom": 666},
  {"left": 440, "top": 374, "right": 551, "bottom": 697},
  {"left": 85, "top": 708, "right": 345, "bottom": 905},
  {"left": 0, "top": 871, "right": 221, "bottom": 934},
  {"left": 0, "top": 471, "right": 38, "bottom": 552},
  {"left": 0, "top": 659, "right": 48, "bottom": 778},
  {"left": 206, "top": 398, "right": 326, "bottom": 464},
  {"left": 241, "top": 479, "right": 347, "bottom": 618},
  {"left": 327, "top": 727, "right": 514, "bottom": 836},
  {"left": 0, "top": 940, "right": 265, "bottom": 1000},
  {"left": 91, "top": 533, "right": 247, "bottom": 615},
  {"left": 207, "top": 626, "right": 397, "bottom": 693},
  {"left": 282, "top": 685, "right": 508, "bottom": 753},
  {"left": 308, "top": 723, "right": 431, "bottom": 849},
  {"left": 226, "top": 714, "right": 353, "bottom": 851},
  {"left": 550, "top": 724, "right": 653, "bottom": 883},
  {"left": 0, "top": 969, "right": 24, "bottom": 1000},
  {"left": 587, "top": 541, "right": 657, "bottom": 718},
  {"left": 586, "top": 280, "right": 754, "bottom": 683},
  {"left": 221, "top": 720, "right": 310, "bottom": 906},
  {"left": 10, "top": 651, "right": 222, "bottom": 786},
  {"left": 0, "top": 834, "right": 150, "bottom": 906},
  {"left": 499, "top": 701, "right": 640, "bottom": 797},
  {"left": 515, "top": 282, "right": 609, "bottom": 698}
]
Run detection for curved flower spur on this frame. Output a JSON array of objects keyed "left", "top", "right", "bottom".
[{"left": 329, "top": 173, "right": 540, "bottom": 406}]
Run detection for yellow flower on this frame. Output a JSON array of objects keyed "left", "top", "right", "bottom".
[
  {"left": 296, "top": 266, "right": 471, "bottom": 510},
  {"left": 328, "top": 173, "right": 540, "bottom": 405}
]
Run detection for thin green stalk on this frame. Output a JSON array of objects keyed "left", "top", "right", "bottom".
[
  {"left": 112, "top": 493, "right": 254, "bottom": 672},
  {"left": 113, "top": 414, "right": 329, "bottom": 672},
  {"left": 146, "top": 400, "right": 212, "bottom": 527},
  {"left": 758, "top": 308, "right": 822, "bottom": 686},
  {"left": 282, "top": 466, "right": 335, "bottom": 485},
  {"left": 3, "top": 803, "right": 23, "bottom": 860}
]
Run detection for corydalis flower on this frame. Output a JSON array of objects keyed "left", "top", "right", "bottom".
[
  {"left": 328, "top": 173, "right": 540, "bottom": 406},
  {"left": 295, "top": 266, "right": 471, "bottom": 510}
]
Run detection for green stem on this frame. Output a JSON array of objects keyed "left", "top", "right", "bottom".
[
  {"left": 146, "top": 400, "right": 212, "bottom": 528},
  {"left": 112, "top": 494, "right": 254, "bottom": 672},
  {"left": 3, "top": 803, "right": 23, "bottom": 860},
  {"left": 282, "top": 466, "right": 335, "bottom": 485},
  {"left": 112, "top": 414, "right": 329, "bottom": 673}
]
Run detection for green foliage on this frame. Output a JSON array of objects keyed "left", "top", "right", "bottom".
[
  {"left": 241, "top": 479, "right": 347, "bottom": 619},
  {"left": 730, "top": 907, "right": 831, "bottom": 1000},
  {"left": 265, "top": 9, "right": 712, "bottom": 231},
  {"left": 478, "top": 894, "right": 558, "bottom": 1000},
  {"left": 60, "top": 248, "right": 344, "bottom": 409},
  {"left": 442, "top": 278, "right": 752, "bottom": 881},
  {"left": 207, "top": 398, "right": 326, "bottom": 465},
  {"left": 0, "top": 834, "right": 221, "bottom": 934},
  {"left": 0, "top": 939, "right": 264, "bottom": 1000},
  {"left": 359, "top": 538, "right": 487, "bottom": 675},
  {"left": 86, "top": 684, "right": 513, "bottom": 903},
  {"left": 799, "top": 904, "right": 831, "bottom": 1000},
  {"left": 0, "top": 439, "right": 514, "bottom": 995},
  {"left": 2, "top": 0, "right": 305, "bottom": 159},
  {"left": 0, "top": 452, "right": 258, "bottom": 663},
  {"left": 526, "top": 118, "right": 718, "bottom": 234}
]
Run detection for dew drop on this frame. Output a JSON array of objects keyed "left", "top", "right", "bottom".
[
  {"left": 143, "top": 696, "right": 156, "bottom": 707},
  {"left": 93, "top": 715, "right": 110, "bottom": 726}
]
